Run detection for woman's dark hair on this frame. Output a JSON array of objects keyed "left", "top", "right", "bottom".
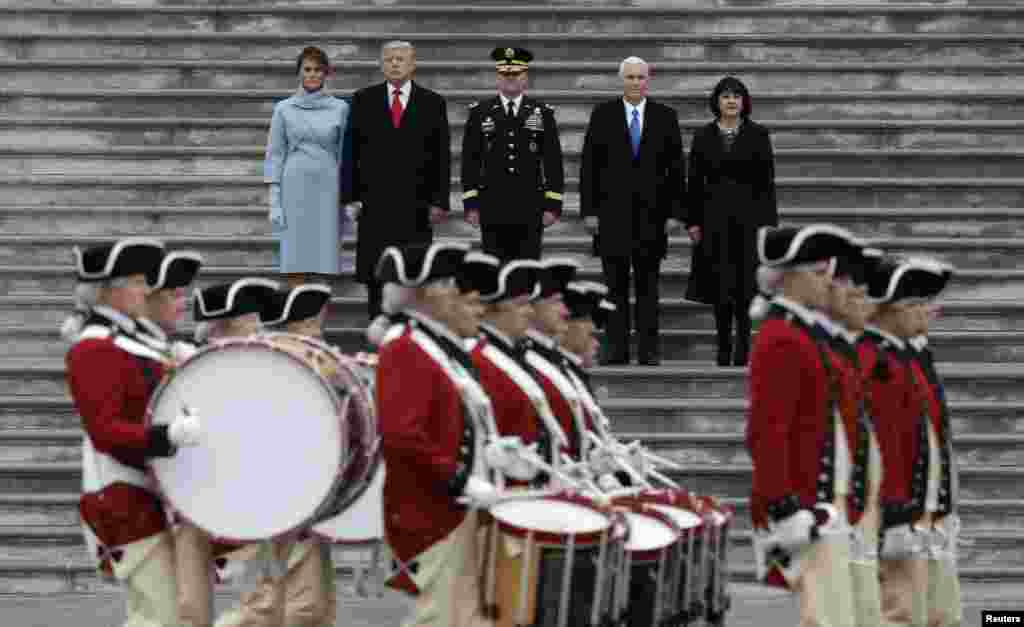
[
  {"left": 709, "top": 76, "right": 752, "bottom": 119},
  {"left": 296, "top": 46, "right": 330, "bottom": 74}
]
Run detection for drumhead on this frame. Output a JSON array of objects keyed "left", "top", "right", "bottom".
[
  {"left": 491, "top": 497, "right": 610, "bottom": 535},
  {"left": 649, "top": 504, "right": 703, "bottom": 530},
  {"left": 623, "top": 511, "right": 677, "bottom": 552},
  {"left": 148, "top": 340, "right": 346, "bottom": 541}
]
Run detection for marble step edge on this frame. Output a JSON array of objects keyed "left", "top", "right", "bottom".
[
  {"left": 2, "top": 461, "right": 1021, "bottom": 479},
  {"left": 10, "top": 31, "right": 1024, "bottom": 44},
  {"left": 3, "top": 88, "right": 1021, "bottom": 101},
  {"left": 4, "top": 116, "right": 1022, "bottom": 131},
  {"left": 1, "top": 174, "right": 1022, "bottom": 188},
  {"left": 2, "top": 428, "right": 1021, "bottom": 449},
  {"left": 2, "top": 204, "right": 1020, "bottom": 219},
  {"left": 0, "top": 394, "right": 1019, "bottom": 415},
  {"left": 5, "top": 146, "right": 1023, "bottom": 159},
  {"left": 10, "top": 358, "right": 1024, "bottom": 380},
  {"left": 5, "top": 234, "right": 1024, "bottom": 252},
  {"left": 8, "top": 324, "right": 1024, "bottom": 344},
  {"left": 3, "top": 59, "right": 1024, "bottom": 71},
  {"left": 4, "top": 265, "right": 1021, "bottom": 282}
]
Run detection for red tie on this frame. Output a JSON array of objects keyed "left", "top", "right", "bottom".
[{"left": 391, "top": 88, "right": 404, "bottom": 128}]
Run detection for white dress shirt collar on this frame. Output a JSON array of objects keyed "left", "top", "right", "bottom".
[
  {"left": 624, "top": 97, "right": 647, "bottom": 121},
  {"left": 499, "top": 93, "right": 524, "bottom": 115},
  {"left": 387, "top": 80, "right": 412, "bottom": 106}
]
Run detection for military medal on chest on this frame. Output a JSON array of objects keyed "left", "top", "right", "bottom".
[
  {"left": 481, "top": 116, "right": 495, "bottom": 134},
  {"left": 525, "top": 106, "right": 544, "bottom": 133}
]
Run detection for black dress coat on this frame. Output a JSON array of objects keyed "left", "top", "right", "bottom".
[
  {"left": 684, "top": 120, "right": 778, "bottom": 305},
  {"left": 344, "top": 81, "right": 451, "bottom": 282},
  {"left": 580, "top": 98, "right": 686, "bottom": 259}
]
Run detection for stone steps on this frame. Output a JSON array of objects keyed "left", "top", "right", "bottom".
[
  {"left": 3, "top": 358, "right": 1022, "bottom": 401},
  {"left": 3, "top": 205, "right": 1023, "bottom": 239},
  {"left": 3, "top": 264, "right": 1021, "bottom": 300},
  {"left": 9, "top": 32, "right": 1024, "bottom": 65},
  {"left": 0, "top": 174, "right": 1020, "bottom": 209},
  {"left": 1, "top": 4, "right": 1020, "bottom": 36},
  {"left": 7, "top": 324, "right": 1024, "bottom": 363},
  {"left": 2, "top": 295, "right": 1019, "bottom": 331},
  {"left": 3, "top": 116, "right": 1022, "bottom": 151},
  {"left": 3, "top": 88, "right": 1022, "bottom": 121},
  {"left": 4, "top": 59, "right": 1023, "bottom": 93},
  {"left": 3, "top": 145, "right": 1021, "bottom": 180},
  {"left": 2, "top": 395, "right": 1021, "bottom": 435},
  {"left": 3, "top": 233, "right": 1024, "bottom": 270},
  {"left": 3, "top": 427, "right": 1021, "bottom": 468}
]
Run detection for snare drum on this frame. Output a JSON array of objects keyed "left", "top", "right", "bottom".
[
  {"left": 615, "top": 489, "right": 706, "bottom": 625},
  {"left": 609, "top": 502, "right": 684, "bottom": 627},
  {"left": 696, "top": 495, "right": 735, "bottom": 624},
  {"left": 488, "top": 493, "right": 620, "bottom": 627},
  {"left": 146, "top": 334, "right": 376, "bottom": 543}
]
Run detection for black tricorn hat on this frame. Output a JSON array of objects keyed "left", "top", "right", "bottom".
[
  {"left": 193, "top": 278, "right": 280, "bottom": 322},
  {"left": 902, "top": 257, "right": 954, "bottom": 301},
  {"left": 864, "top": 258, "right": 946, "bottom": 305},
  {"left": 73, "top": 237, "right": 165, "bottom": 283},
  {"left": 564, "top": 281, "right": 611, "bottom": 321},
  {"left": 456, "top": 252, "right": 501, "bottom": 295},
  {"left": 261, "top": 284, "right": 332, "bottom": 326},
  {"left": 491, "top": 46, "right": 533, "bottom": 71},
  {"left": 481, "top": 259, "right": 542, "bottom": 304},
  {"left": 375, "top": 241, "right": 471, "bottom": 286},
  {"left": 757, "top": 224, "right": 864, "bottom": 268},
  {"left": 148, "top": 250, "right": 203, "bottom": 290},
  {"left": 533, "top": 257, "right": 582, "bottom": 301}
]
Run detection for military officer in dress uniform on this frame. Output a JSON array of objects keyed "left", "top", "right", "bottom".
[
  {"left": 746, "top": 224, "right": 864, "bottom": 627},
  {"left": 64, "top": 238, "right": 203, "bottom": 627},
  {"left": 222, "top": 282, "right": 338, "bottom": 627},
  {"left": 461, "top": 46, "right": 565, "bottom": 261},
  {"left": 859, "top": 256, "right": 947, "bottom": 627},
  {"left": 902, "top": 258, "right": 962, "bottom": 627},
  {"left": 371, "top": 241, "right": 500, "bottom": 627}
]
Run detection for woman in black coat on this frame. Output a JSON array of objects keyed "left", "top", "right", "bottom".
[{"left": 685, "top": 76, "right": 778, "bottom": 366}]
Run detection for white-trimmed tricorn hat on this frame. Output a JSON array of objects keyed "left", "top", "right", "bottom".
[
  {"left": 193, "top": 278, "right": 280, "bottom": 322},
  {"left": 73, "top": 237, "right": 165, "bottom": 283}
]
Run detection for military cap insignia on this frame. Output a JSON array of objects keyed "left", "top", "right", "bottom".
[{"left": 505, "top": 47, "right": 515, "bottom": 59}]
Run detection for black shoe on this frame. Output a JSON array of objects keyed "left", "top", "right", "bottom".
[
  {"left": 732, "top": 351, "right": 749, "bottom": 367},
  {"left": 716, "top": 348, "right": 731, "bottom": 367},
  {"left": 601, "top": 355, "right": 630, "bottom": 366},
  {"left": 638, "top": 353, "right": 661, "bottom": 366}
]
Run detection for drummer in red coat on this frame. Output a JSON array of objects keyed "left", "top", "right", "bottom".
[
  {"left": 371, "top": 241, "right": 500, "bottom": 627},
  {"left": 904, "top": 258, "right": 961, "bottom": 627},
  {"left": 63, "top": 238, "right": 205, "bottom": 627},
  {"left": 746, "top": 224, "right": 864, "bottom": 627},
  {"left": 521, "top": 258, "right": 591, "bottom": 464},
  {"left": 467, "top": 257, "right": 569, "bottom": 486},
  {"left": 862, "top": 256, "right": 961, "bottom": 627}
]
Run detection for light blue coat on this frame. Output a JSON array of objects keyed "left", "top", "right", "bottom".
[{"left": 266, "top": 91, "right": 350, "bottom": 275}]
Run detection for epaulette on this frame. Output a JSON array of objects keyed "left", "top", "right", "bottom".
[
  {"left": 380, "top": 323, "right": 407, "bottom": 347},
  {"left": 468, "top": 101, "right": 479, "bottom": 109}
]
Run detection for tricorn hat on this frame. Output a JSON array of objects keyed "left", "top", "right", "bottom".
[
  {"left": 148, "top": 250, "right": 203, "bottom": 291},
  {"left": 261, "top": 284, "right": 332, "bottom": 326},
  {"left": 73, "top": 238, "right": 165, "bottom": 283},
  {"left": 375, "top": 241, "right": 471, "bottom": 287},
  {"left": 533, "top": 257, "right": 582, "bottom": 302},
  {"left": 193, "top": 278, "right": 280, "bottom": 322}
]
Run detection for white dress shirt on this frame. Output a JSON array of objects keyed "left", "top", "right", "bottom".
[
  {"left": 499, "top": 93, "right": 524, "bottom": 117},
  {"left": 387, "top": 80, "right": 412, "bottom": 109},
  {"left": 624, "top": 97, "right": 647, "bottom": 130}
]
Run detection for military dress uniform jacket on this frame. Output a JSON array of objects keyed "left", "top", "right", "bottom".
[
  {"left": 376, "top": 318, "right": 484, "bottom": 594},
  {"left": 65, "top": 309, "right": 173, "bottom": 577},
  {"left": 746, "top": 301, "right": 854, "bottom": 529},
  {"left": 908, "top": 344, "right": 956, "bottom": 519},
  {"left": 521, "top": 332, "right": 589, "bottom": 461},
  {"left": 461, "top": 96, "right": 564, "bottom": 226},
  {"left": 857, "top": 330, "right": 934, "bottom": 529}
]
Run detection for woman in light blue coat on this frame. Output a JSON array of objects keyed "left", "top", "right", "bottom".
[{"left": 266, "top": 46, "right": 351, "bottom": 285}]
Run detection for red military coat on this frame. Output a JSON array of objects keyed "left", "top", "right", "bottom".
[
  {"left": 470, "top": 330, "right": 546, "bottom": 446},
  {"left": 376, "top": 322, "right": 477, "bottom": 594},
  {"left": 908, "top": 345, "right": 955, "bottom": 517},
  {"left": 857, "top": 329, "right": 931, "bottom": 529},
  {"left": 521, "top": 332, "right": 587, "bottom": 460},
  {"left": 746, "top": 300, "right": 850, "bottom": 528},
  {"left": 65, "top": 311, "right": 171, "bottom": 571}
]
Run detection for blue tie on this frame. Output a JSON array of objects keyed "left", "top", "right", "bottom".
[{"left": 629, "top": 109, "right": 641, "bottom": 158}]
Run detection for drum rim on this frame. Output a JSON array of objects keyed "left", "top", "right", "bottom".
[
  {"left": 490, "top": 492, "right": 613, "bottom": 546},
  {"left": 617, "top": 503, "right": 683, "bottom": 560},
  {"left": 145, "top": 336, "right": 351, "bottom": 543}
]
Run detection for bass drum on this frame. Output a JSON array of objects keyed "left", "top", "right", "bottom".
[
  {"left": 146, "top": 334, "right": 376, "bottom": 544},
  {"left": 312, "top": 350, "right": 385, "bottom": 545}
]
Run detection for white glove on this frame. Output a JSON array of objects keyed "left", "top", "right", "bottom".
[
  {"left": 461, "top": 476, "right": 499, "bottom": 508},
  {"left": 346, "top": 202, "right": 363, "bottom": 221},
  {"left": 770, "top": 509, "right": 816, "bottom": 552},
  {"left": 588, "top": 447, "right": 620, "bottom": 476},
  {"left": 584, "top": 216, "right": 599, "bottom": 233},
  {"left": 485, "top": 437, "right": 540, "bottom": 482},
  {"left": 168, "top": 410, "right": 202, "bottom": 447},
  {"left": 170, "top": 341, "right": 198, "bottom": 364},
  {"left": 597, "top": 473, "right": 623, "bottom": 492},
  {"left": 881, "top": 523, "right": 926, "bottom": 559},
  {"left": 483, "top": 437, "right": 519, "bottom": 471}
]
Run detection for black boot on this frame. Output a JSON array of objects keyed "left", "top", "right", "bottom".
[
  {"left": 733, "top": 301, "right": 752, "bottom": 367},
  {"left": 714, "top": 303, "right": 734, "bottom": 367}
]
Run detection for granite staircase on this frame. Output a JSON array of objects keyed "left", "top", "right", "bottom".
[{"left": 0, "top": 0, "right": 1022, "bottom": 602}]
